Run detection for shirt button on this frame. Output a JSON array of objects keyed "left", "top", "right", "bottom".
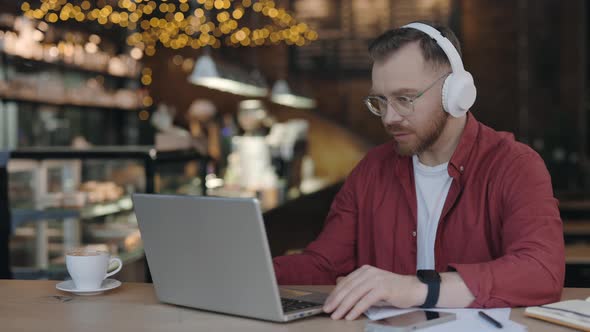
[
  {"left": 459, "top": 166, "right": 465, "bottom": 173},
  {"left": 412, "top": 231, "right": 416, "bottom": 237}
]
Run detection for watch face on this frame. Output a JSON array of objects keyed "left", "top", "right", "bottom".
[{"left": 417, "top": 270, "right": 441, "bottom": 283}]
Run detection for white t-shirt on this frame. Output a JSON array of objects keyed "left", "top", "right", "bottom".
[{"left": 413, "top": 155, "right": 453, "bottom": 270}]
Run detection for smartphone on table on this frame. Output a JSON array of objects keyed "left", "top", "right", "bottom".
[{"left": 364, "top": 310, "right": 456, "bottom": 332}]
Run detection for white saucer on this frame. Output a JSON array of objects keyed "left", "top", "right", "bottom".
[{"left": 56, "top": 278, "right": 121, "bottom": 296}]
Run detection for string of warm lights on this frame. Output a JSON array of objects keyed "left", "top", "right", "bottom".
[{"left": 20, "top": 0, "right": 319, "bottom": 56}]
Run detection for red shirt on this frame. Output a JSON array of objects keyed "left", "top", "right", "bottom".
[{"left": 273, "top": 113, "right": 564, "bottom": 307}]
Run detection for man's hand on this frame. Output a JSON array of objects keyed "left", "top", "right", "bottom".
[{"left": 323, "top": 265, "right": 427, "bottom": 320}]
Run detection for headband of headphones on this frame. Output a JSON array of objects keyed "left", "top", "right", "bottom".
[{"left": 401, "top": 23, "right": 466, "bottom": 75}]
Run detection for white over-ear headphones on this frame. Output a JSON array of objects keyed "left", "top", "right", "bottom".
[{"left": 401, "top": 22, "right": 477, "bottom": 118}]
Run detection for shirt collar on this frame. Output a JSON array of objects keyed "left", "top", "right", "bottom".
[
  {"left": 393, "top": 112, "right": 480, "bottom": 179},
  {"left": 447, "top": 112, "right": 479, "bottom": 179}
]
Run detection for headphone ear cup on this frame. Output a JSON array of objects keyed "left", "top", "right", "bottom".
[
  {"left": 441, "top": 74, "right": 452, "bottom": 114},
  {"left": 444, "top": 71, "right": 476, "bottom": 118},
  {"left": 458, "top": 71, "right": 477, "bottom": 111}
]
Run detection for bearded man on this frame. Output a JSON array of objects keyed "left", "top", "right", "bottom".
[{"left": 272, "top": 22, "right": 564, "bottom": 320}]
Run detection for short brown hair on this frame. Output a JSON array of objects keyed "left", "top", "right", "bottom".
[{"left": 368, "top": 21, "right": 461, "bottom": 70}]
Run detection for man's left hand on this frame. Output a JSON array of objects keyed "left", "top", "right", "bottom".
[{"left": 322, "top": 265, "right": 426, "bottom": 320}]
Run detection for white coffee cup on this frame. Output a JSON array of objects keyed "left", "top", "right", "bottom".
[{"left": 66, "top": 250, "right": 123, "bottom": 290}]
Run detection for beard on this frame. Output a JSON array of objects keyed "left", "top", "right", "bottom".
[{"left": 386, "top": 111, "right": 449, "bottom": 156}]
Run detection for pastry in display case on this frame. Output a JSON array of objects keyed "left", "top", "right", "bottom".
[{"left": 6, "top": 147, "right": 208, "bottom": 281}]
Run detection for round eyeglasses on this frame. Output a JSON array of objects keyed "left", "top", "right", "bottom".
[{"left": 363, "top": 72, "right": 450, "bottom": 117}]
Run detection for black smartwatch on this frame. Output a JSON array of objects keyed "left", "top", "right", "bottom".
[{"left": 416, "top": 269, "right": 441, "bottom": 308}]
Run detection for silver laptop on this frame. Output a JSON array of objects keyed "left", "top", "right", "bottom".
[{"left": 132, "top": 194, "right": 327, "bottom": 322}]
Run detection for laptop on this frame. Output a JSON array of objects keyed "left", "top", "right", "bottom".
[{"left": 132, "top": 194, "right": 328, "bottom": 322}]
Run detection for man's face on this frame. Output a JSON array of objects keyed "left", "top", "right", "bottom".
[{"left": 371, "top": 42, "right": 449, "bottom": 156}]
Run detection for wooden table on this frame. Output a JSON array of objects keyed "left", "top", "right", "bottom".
[{"left": 1, "top": 280, "right": 587, "bottom": 331}]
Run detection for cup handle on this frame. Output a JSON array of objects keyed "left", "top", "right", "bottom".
[{"left": 105, "top": 257, "right": 123, "bottom": 279}]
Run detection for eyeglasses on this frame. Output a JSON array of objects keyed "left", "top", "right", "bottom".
[{"left": 363, "top": 72, "right": 450, "bottom": 117}]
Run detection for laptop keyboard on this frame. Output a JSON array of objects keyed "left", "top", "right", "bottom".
[{"left": 281, "top": 298, "right": 320, "bottom": 313}]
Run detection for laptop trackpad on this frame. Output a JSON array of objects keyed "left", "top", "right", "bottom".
[{"left": 280, "top": 288, "right": 328, "bottom": 304}]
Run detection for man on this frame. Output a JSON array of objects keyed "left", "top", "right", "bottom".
[{"left": 272, "top": 22, "right": 564, "bottom": 320}]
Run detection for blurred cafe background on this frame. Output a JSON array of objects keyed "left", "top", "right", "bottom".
[{"left": 0, "top": 0, "right": 588, "bottom": 286}]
